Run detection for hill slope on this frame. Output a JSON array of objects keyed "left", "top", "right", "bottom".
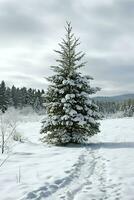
[{"left": 93, "top": 93, "right": 134, "bottom": 102}]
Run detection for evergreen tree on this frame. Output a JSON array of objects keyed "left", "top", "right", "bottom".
[
  {"left": 0, "top": 81, "right": 8, "bottom": 113},
  {"left": 40, "top": 22, "right": 101, "bottom": 145},
  {"left": 16, "top": 88, "right": 23, "bottom": 108},
  {"left": 36, "top": 89, "right": 43, "bottom": 108},
  {"left": 27, "top": 88, "right": 35, "bottom": 107},
  {"left": 6, "top": 87, "right": 12, "bottom": 107},
  {"left": 20, "top": 87, "right": 28, "bottom": 108},
  {"left": 33, "top": 96, "right": 41, "bottom": 112},
  {"left": 11, "top": 85, "right": 18, "bottom": 108}
]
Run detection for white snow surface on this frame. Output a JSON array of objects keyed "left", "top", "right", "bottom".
[{"left": 0, "top": 117, "right": 134, "bottom": 200}]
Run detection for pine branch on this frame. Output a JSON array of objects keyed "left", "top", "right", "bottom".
[{"left": 75, "top": 62, "right": 87, "bottom": 69}]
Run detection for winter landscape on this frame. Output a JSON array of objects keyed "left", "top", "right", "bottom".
[
  {"left": 0, "top": 111, "right": 134, "bottom": 200},
  {"left": 0, "top": 0, "right": 134, "bottom": 200}
]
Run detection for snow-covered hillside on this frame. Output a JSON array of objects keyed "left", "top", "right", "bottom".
[{"left": 0, "top": 117, "right": 134, "bottom": 200}]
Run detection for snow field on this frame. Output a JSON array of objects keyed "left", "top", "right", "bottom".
[{"left": 0, "top": 117, "right": 134, "bottom": 200}]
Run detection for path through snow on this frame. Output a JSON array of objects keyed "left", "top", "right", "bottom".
[{"left": 23, "top": 144, "right": 123, "bottom": 200}]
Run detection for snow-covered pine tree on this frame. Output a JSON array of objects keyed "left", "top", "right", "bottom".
[{"left": 40, "top": 22, "right": 101, "bottom": 145}]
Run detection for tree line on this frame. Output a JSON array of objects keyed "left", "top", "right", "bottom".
[
  {"left": 0, "top": 79, "right": 133, "bottom": 117},
  {"left": 0, "top": 80, "right": 45, "bottom": 113},
  {"left": 95, "top": 99, "right": 134, "bottom": 117}
]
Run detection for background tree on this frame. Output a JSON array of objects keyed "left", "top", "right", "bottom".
[
  {"left": 40, "top": 22, "right": 101, "bottom": 145},
  {"left": 0, "top": 81, "right": 8, "bottom": 113},
  {"left": 6, "top": 87, "right": 12, "bottom": 107},
  {"left": 33, "top": 96, "right": 41, "bottom": 113}
]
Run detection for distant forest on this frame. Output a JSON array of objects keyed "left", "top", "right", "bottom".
[
  {"left": 0, "top": 80, "right": 134, "bottom": 117},
  {"left": 94, "top": 99, "right": 134, "bottom": 117},
  {"left": 0, "top": 80, "right": 44, "bottom": 113}
]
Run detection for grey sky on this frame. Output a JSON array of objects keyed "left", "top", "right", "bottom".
[{"left": 0, "top": 0, "right": 134, "bottom": 96}]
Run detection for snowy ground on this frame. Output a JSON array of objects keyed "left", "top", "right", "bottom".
[{"left": 0, "top": 117, "right": 134, "bottom": 200}]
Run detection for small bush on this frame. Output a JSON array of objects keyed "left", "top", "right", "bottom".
[{"left": 13, "top": 131, "right": 23, "bottom": 142}]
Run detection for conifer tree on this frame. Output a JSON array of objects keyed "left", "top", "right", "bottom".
[
  {"left": 20, "top": 87, "right": 28, "bottom": 108},
  {"left": 6, "top": 87, "right": 12, "bottom": 107},
  {"left": 27, "top": 88, "right": 35, "bottom": 107},
  {"left": 0, "top": 81, "right": 8, "bottom": 113},
  {"left": 33, "top": 96, "right": 41, "bottom": 113},
  {"left": 40, "top": 22, "right": 101, "bottom": 145},
  {"left": 11, "top": 85, "right": 18, "bottom": 108}
]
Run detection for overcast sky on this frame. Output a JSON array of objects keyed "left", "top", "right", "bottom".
[{"left": 0, "top": 0, "right": 134, "bottom": 96}]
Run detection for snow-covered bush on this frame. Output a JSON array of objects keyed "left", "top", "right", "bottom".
[{"left": 13, "top": 131, "right": 23, "bottom": 142}]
